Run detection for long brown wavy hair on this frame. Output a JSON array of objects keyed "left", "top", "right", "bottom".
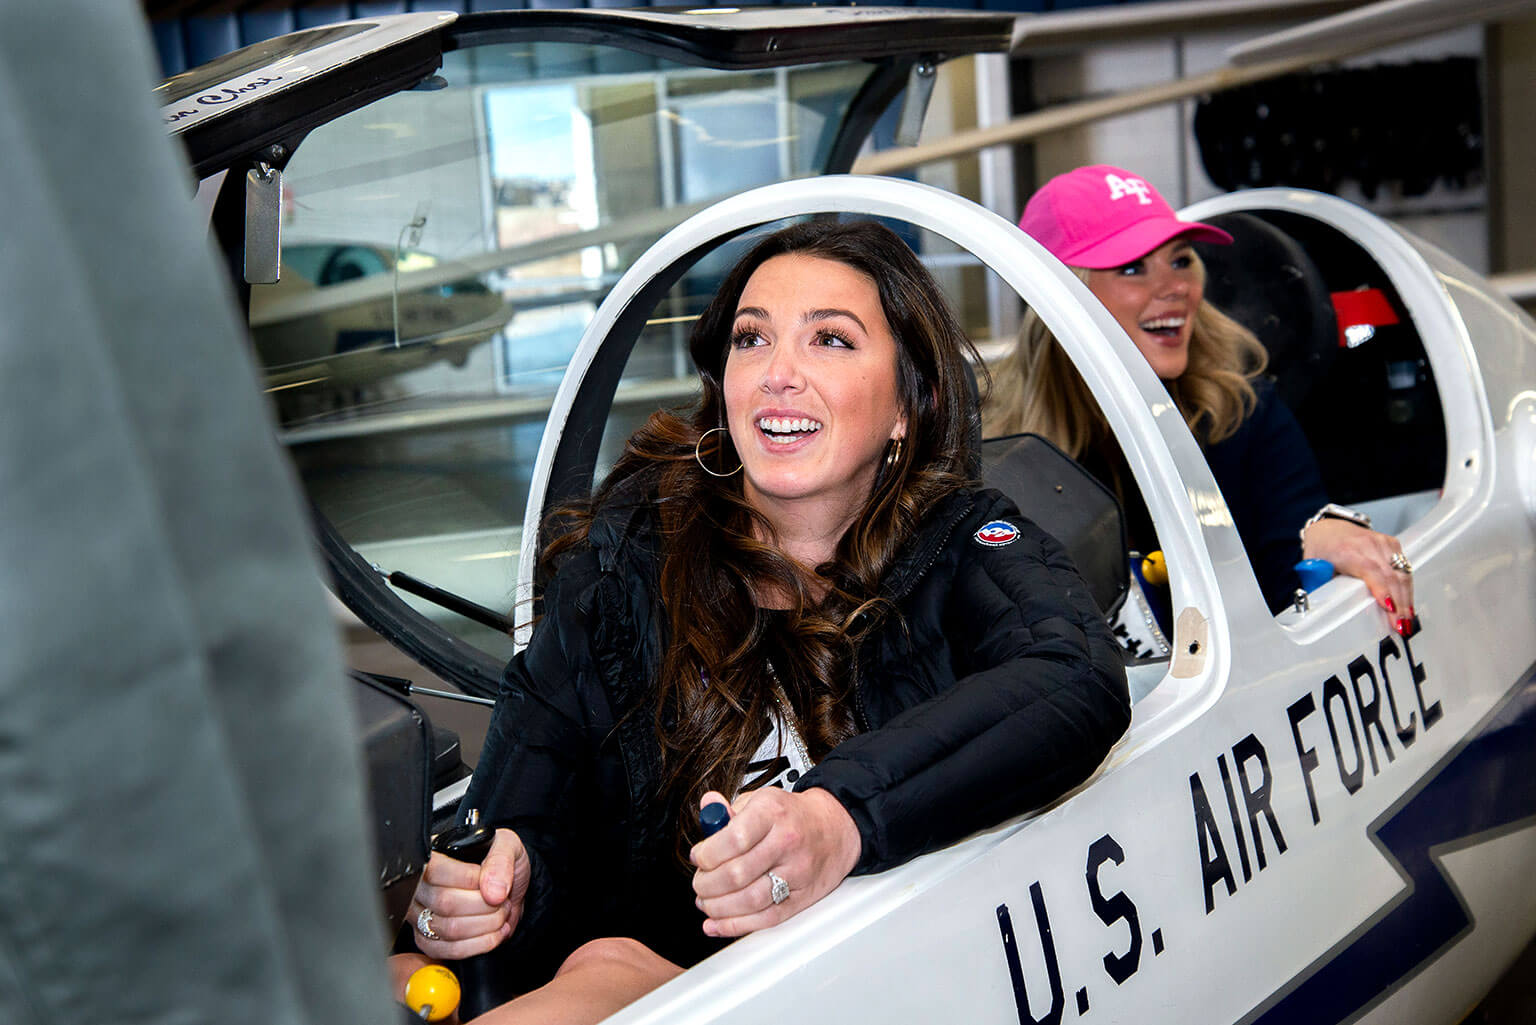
[
  {"left": 982, "top": 254, "right": 1268, "bottom": 456},
  {"left": 544, "top": 220, "right": 984, "bottom": 859}
]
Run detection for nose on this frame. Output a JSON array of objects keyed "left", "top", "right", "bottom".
[
  {"left": 760, "top": 340, "right": 804, "bottom": 393},
  {"left": 1152, "top": 265, "right": 1191, "bottom": 300}
]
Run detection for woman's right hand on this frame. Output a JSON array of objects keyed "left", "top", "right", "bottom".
[
  {"left": 409, "top": 827, "right": 530, "bottom": 959},
  {"left": 1301, "top": 518, "right": 1416, "bottom": 633}
]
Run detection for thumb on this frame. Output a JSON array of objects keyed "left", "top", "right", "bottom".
[{"left": 479, "top": 828, "right": 520, "bottom": 907}]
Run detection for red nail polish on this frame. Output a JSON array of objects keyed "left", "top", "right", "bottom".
[
  {"left": 1384, "top": 596, "right": 1396, "bottom": 613},
  {"left": 1396, "top": 618, "right": 1409, "bottom": 636}
]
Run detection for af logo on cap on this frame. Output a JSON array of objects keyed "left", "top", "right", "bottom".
[
  {"left": 1105, "top": 173, "right": 1153, "bottom": 205},
  {"left": 974, "top": 520, "right": 1021, "bottom": 547}
]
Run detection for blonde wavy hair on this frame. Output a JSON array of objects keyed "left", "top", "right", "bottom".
[{"left": 982, "top": 257, "right": 1268, "bottom": 457}]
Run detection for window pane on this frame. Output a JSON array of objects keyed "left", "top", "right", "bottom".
[{"left": 245, "top": 40, "right": 879, "bottom": 656}]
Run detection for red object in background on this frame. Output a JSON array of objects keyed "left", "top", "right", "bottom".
[{"left": 1331, "top": 287, "right": 1400, "bottom": 347}]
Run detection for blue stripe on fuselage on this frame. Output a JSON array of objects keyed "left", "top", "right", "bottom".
[{"left": 1242, "top": 664, "right": 1536, "bottom": 1025}]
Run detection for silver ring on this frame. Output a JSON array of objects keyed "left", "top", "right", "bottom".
[
  {"left": 416, "top": 907, "right": 440, "bottom": 941},
  {"left": 768, "top": 871, "right": 790, "bottom": 906},
  {"left": 1390, "top": 552, "right": 1413, "bottom": 575}
]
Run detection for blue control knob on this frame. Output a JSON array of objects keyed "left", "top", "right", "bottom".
[
  {"left": 700, "top": 802, "right": 730, "bottom": 838},
  {"left": 1295, "top": 558, "right": 1335, "bottom": 592}
]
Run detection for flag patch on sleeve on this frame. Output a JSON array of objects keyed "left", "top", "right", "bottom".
[{"left": 974, "top": 520, "right": 1020, "bottom": 547}]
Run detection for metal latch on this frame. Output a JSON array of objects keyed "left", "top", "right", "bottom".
[
  {"left": 244, "top": 161, "right": 282, "bottom": 285},
  {"left": 895, "top": 59, "right": 938, "bottom": 148}
]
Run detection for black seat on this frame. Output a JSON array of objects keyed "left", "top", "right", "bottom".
[
  {"left": 979, "top": 432, "right": 1128, "bottom": 616},
  {"left": 1197, "top": 211, "right": 1337, "bottom": 414},
  {"left": 1198, "top": 210, "right": 1446, "bottom": 504}
]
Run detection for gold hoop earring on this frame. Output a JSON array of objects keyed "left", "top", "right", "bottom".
[
  {"left": 694, "top": 426, "right": 742, "bottom": 478},
  {"left": 884, "top": 436, "right": 904, "bottom": 470}
]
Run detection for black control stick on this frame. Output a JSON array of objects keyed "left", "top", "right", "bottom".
[
  {"left": 430, "top": 809, "right": 500, "bottom": 1021},
  {"left": 433, "top": 802, "right": 733, "bottom": 1019}
]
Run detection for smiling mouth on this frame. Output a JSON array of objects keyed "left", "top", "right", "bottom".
[
  {"left": 1138, "top": 315, "right": 1186, "bottom": 340},
  {"left": 757, "top": 416, "right": 823, "bottom": 444}
]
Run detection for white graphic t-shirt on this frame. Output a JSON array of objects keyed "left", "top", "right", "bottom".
[
  {"left": 1108, "top": 569, "right": 1171, "bottom": 661},
  {"left": 738, "top": 696, "right": 816, "bottom": 796}
]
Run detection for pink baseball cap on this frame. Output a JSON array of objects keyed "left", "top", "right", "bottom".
[{"left": 1019, "top": 164, "right": 1232, "bottom": 269}]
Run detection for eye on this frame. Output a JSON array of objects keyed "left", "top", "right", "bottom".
[
  {"left": 731, "top": 327, "right": 767, "bottom": 349},
  {"left": 1115, "top": 260, "right": 1145, "bottom": 277},
  {"left": 814, "top": 329, "right": 854, "bottom": 349},
  {"left": 1171, "top": 251, "right": 1195, "bottom": 270}
]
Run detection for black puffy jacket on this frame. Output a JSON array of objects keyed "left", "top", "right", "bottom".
[
  {"left": 462, "top": 486, "right": 1129, "bottom": 988},
  {"left": 1086, "top": 378, "right": 1329, "bottom": 614}
]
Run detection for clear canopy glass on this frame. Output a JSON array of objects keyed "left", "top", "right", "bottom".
[{"left": 247, "top": 40, "right": 881, "bottom": 657}]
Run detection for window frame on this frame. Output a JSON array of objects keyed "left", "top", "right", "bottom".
[{"left": 1183, "top": 188, "right": 1491, "bottom": 638}]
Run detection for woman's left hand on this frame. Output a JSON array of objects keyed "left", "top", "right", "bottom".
[
  {"left": 1302, "top": 519, "right": 1416, "bottom": 634},
  {"left": 690, "top": 787, "right": 861, "bottom": 938}
]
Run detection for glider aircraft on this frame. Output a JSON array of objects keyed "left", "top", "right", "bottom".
[{"left": 161, "top": 7, "right": 1536, "bottom": 1023}]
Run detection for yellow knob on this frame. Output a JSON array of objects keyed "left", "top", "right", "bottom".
[
  {"left": 405, "top": 964, "right": 461, "bottom": 1022},
  {"left": 1140, "top": 551, "right": 1168, "bottom": 587}
]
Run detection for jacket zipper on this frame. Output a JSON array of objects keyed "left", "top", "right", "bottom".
[{"left": 883, "top": 499, "right": 973, "bottom": 604}]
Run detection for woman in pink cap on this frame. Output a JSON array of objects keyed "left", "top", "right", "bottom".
[{"left": 985, "top": 164, "right": 1414, "bottom": 630}]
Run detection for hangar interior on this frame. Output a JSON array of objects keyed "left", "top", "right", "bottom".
[
  {"left": 138, "top": 4, "right": 1536, "bottom": 1019},
  {"left": 145, "top": 0, "right": 1534, "bottom": 661}
]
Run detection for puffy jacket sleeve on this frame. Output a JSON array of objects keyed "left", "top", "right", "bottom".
[
  {"left": 797, "top": 502, "right": 1130, "bottom": 874},
  {"left": 1204, "top": 379, "right": 1329, "bottom": 613},
  {"left": 456, "top": 550, "right": 608, "bottom": 987}
]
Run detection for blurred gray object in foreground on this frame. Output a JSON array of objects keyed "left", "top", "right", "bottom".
[{"left": 0, "top": 2, "right": 398, "bottom": 1022}]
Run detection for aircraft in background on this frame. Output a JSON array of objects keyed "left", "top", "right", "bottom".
[{"left": 252, "top": 241, "right": 515, "bottom": 393}]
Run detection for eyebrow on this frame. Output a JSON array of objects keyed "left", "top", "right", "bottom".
[{"left": 733, "top": 306, "right": 868, "bottom": 333}]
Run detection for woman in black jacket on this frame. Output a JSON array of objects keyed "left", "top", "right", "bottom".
[{"left": 400, "top": 220, "right": 1130, "bottom": 1023}]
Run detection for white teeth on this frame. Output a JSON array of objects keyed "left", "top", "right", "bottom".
[
  {"left": 757, "top": 416, "right": 823, "bottom": 436},
  {"left": 1140, "top": 315, "right": 1186, "bottom": 331}
]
